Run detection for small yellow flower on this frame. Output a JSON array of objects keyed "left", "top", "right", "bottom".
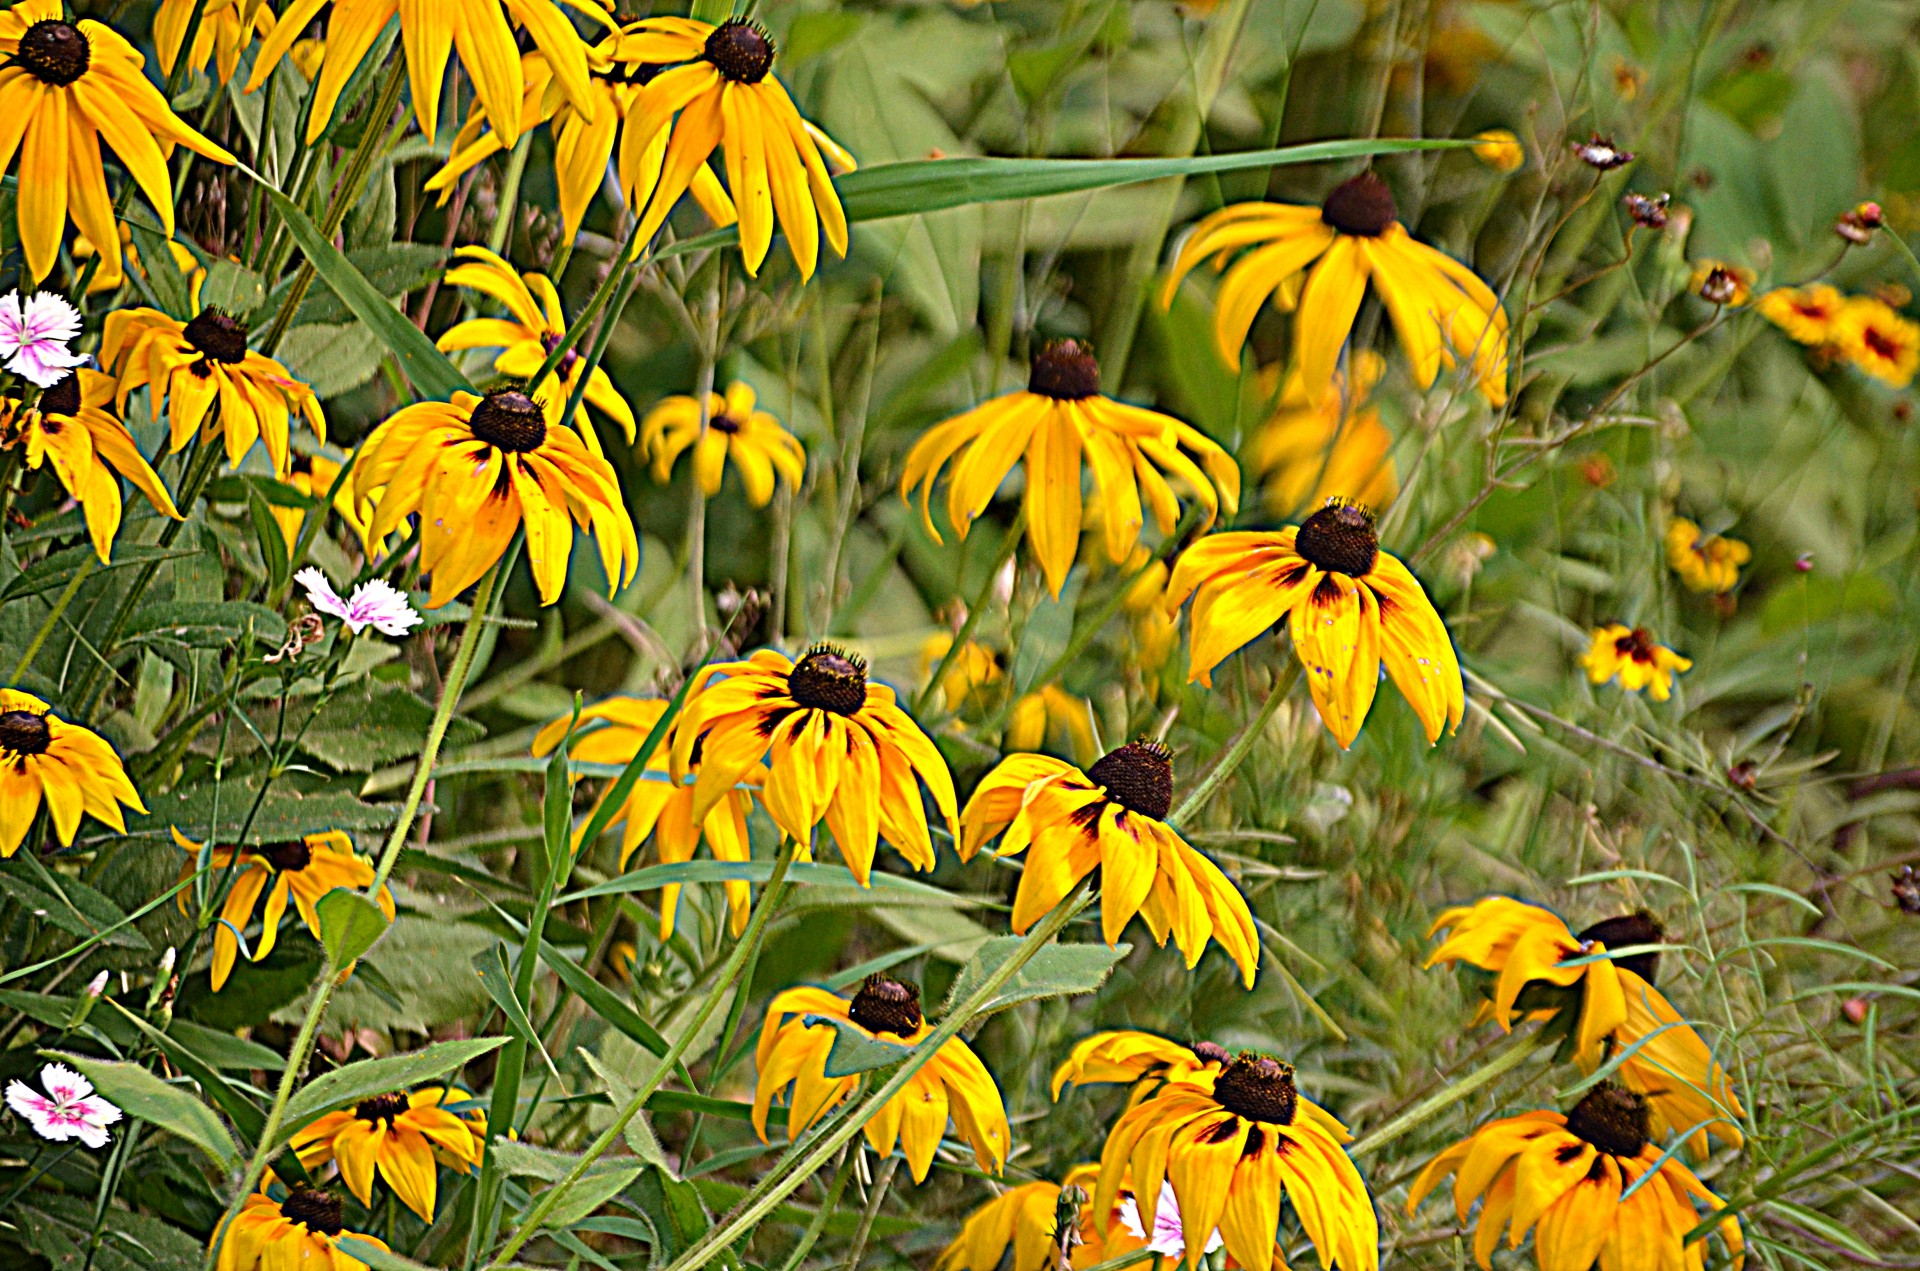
[
  {"left": 1471, "top": 128, "right": 1524, "bottom": 172},
  {"left": 937, "top": 1163, "right": 1150, "bottom": 1271},
  {"left": 1834, "top": 295, "right": 1920, "bottom": 388},
  {"left": 1665, "top": 518, "right": 1750, "bottom": 594},
  {"left": 1689, "top": 260, "right": 1753, "bottom": 307},
  {"left": 1580, "top": 624, "right": 1690, "bottom": 701},
  {"left": 272, "top": 452, "right": 374, "bottom": 559},
  {"left": 0, "top": 689, "right": 145, "bottom": 857},
  {"left": 1005, "top": 684, "right": 1097, "bottom": 767},
  {"left": 1051, "top": 1030, "right": 1229, "bottom": 1103},
  {"left": 640, "top": 381, "right": 805, "bottom": 508},
  {"left": 290, "top": 1088, "right": 485, "bottom": 1221},
  {"left": 917, "top": 633, "right": 1002, "bottom": 715},
  {"left": 1248, "top": 350, "right": 1398, "bottom": 521},
  {"left": 1756, "top": 283, "right": 1845, "bottom": 345}
]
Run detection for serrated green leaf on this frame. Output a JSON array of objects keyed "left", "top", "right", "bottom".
[
  {"left": 941, "top": 936, "right": 1128, "bottom": 1017},
  {"left": 0, "top": 861, "right": 148, "bottom": 950},
  {"left": 275, "top": 321, "right": 385, "bottom": 399},
  {"left": 277, "top": 1036, "right": 508, "bottom": 1147},
  {"left": 316, "top": 888, "right": 390, "bottom": 968},
  {"left": 124, "top": 600, "right": 287, "bottom": 650},
  {"left": 45, "top": 1050, "right": 238, "bottom": 1171},
  {"left": 127, "top": 773, "right": 397, "bottom": 844},
  {"left": 14, "top": 1191, "right": 205, "bottom": 1271},
  {"left": 297, "top": 682, "right": 483, "bottom": 773},
  {"left": 809, "top": 1014, "right": 915, "bottom": 1078}
]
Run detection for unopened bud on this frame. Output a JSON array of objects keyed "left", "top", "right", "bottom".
[
  {"left": 66, "top": 972, "right": 110, "bottom": 1028},
  {"left": 159, "top": 947, "right": 177, "bottom": 975},
  {"left": 1836, "top": 202, "right": 1884, "bottom": 245},
  {"left": 1623, "top": 192, "right": 1670, "bottom": 229},
  {"left": 1794, "top": 552, "right": 1814, "bottom": 573},
  {"left": 1572, "top": 133, "right": 1634, "bottom": 170}
]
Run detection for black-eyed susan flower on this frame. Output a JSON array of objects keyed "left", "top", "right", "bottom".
[
  {"left": 1051, "top": 1031, "right": 1230, "bottom": 1102},
  {"left": 289, "top": 1088, "right": 485, "bottom": 1222},
  {"left": 1094, "top": 1052, "right": 1378, "bottom": 1271},
  {"left": 959, "top": 740, "right": 1260, "bottom": 985},
  {"left": 101, "top": 297, "right": 325, "bottom": 478},
  {"left": 0, "top": 689, "right": 144, "bottom": 857},
  {"left": 901, "top": 338, "right": 1240, "bottom": 598},
  {"left": 3, "top": 370, "right": 182, "bottom": 563},
  {"left": 435, "top": 247, "right": 636, "bottom": 457},
  {"left": 1006, "top": 685, "right": 1097, "bottom": 767},
  {"left": 1426, "top": 898, "right": 1745, "bottom": 1154},
  {"left": 1165, "top": 500, "right": 1464, "bottom": 749},
  {"left": 1472, "top": 128, "right": 1524, "bottom": 172},
  {"left": 1689, "top": 260, "right": 1753, "bottom": 307},
  {"left": 1835, "top": 295, "right": 1920, "bottom": 388},
  {"left": 937, "top": 1164, "right": 1151, "bottom": 1271},
  {"left": 247, "top": 0, "right": 607, "bottom": 144},
  {"left": 1756, "top": 283, "right": 1845, "bottom": 346},
  {"left": 424, "top": 40, "right": 739, "bottom": 244},
  {"left": 211, "top": 1183, "right": 391, "bottom": 1271},
  {"left": 752, "top": 974, "right": 1009, "bottom": 1183},
  {"left": 173, "top": 828, "right": 394, "bottom": 991},
  {"left": 1580, "top": 624, "right": 1690, "bottom": 701},
  {"left": 1407, "top": 1085, "right": 1744, "bottom": 1271},
  {"left": 1161, "top": 173, "right": 1510, "bottom": 405},
  {"left": 273, "top": 452, "right": 374, "bottom": 559},
  {"left": 155, "top": 0, "right": 273, "bottom": 85},
  {"left": 353, "top": 388, "right": 639, "bottom": 608},
  {"left": 641, "top": 381, "right": 806, "bottom": 508},
  {"left": 669, "top": 645, "right": 957, "bottom": 884},
  {"left": 619, "top": 17, "right": 855, "bottom": 279},
  {"left": 530, "top": 697, "right": 756, "bottom": 939},
  {"left": 1248, "top": 350, "right": 1399, "bottom": 521},
  {"left": 1666, "top": 519, "right": 1749, "bottom": 595},
  {"left": 0, "top": 0, "right": 236, "bottom": 282}
]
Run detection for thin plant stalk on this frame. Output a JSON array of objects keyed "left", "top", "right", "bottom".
[
  {"left": 911, "top": 510, "right": 1027, "bottom": 715},
  {"left": 1167, "top": 662, "right": 1301, "bottom": 827}
]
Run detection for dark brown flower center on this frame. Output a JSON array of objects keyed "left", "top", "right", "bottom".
[
  {"left": 709, "top": 411, "right": 741, "bottom": 434},
  {"left": 1294, "top": 500, "right": 1379, "bottom": 576},
  {"left": 279, "top": 1186, "right": 344, "bottom": 1237},
  {"left": 704, "top": 20, "right": 774, "bottom": 84},
  {"left": 0, "top": 709, "right": 52, "bottom": 756},
  {"left": 36, "top": 373, "right": 80, "bottom": 418},
  {"left": 1613, "top": 627, "right": 1658, "bottom": 664},
  {"left": 1320, "top": 172, "right": 1397, "bottom": 237},
  {"left": 1564, "top": 1083, "right": 1650, "bottom": 1158},
  {"left": 1086, "top": 739, "right": 1174, "bottom": 820},
  {"left": 1577, "top": 911, "right": 1663, "bottom": 984},
  {"left": 182, "top": 308, "right": 249, "bottom": 365},
  {"left": 847, "top": 973, "right": 922, "bottom": 1037},
  {"left": 1698, "top": 268, "right": 1741, "bottom": 305},
  {"left": 15, "top": 20, "right": 90, "bottom": 87},
  {"left": 788, "top": 644, "right": 868, "bottom": 716},
  {"left": 1211, "top": 1053, "right": 1298, "bottom": 1125},
  {"left": 263, "top": 838, "right": 312, "bottom": 872},
  {"left": 355, "top": 1092, "right": 409, "bottom": 1125},
  {"left": 468, "top": 389, "right": 547, "bottom": 454},
  {"left": 1028, "top": 338, "right": 1101, "bottom": 400},
  {"left": 1191, "top": 1040, "right": 1232, "bottom": 1066}
]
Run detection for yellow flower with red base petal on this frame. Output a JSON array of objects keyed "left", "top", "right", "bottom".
[
  {"left": 1051, "top": 1030, "right": 1230, "bottom": 1103},
  {"left": 211, "top": 1183, "right": 390, "bottom": 1271},
  {"left": 959, "top": 740, "right": 1259, "bottom": 986},
  {"left": 0, "top": 689, "right": 145, "bottom": 857},
  {"left": 1165, "top": 500, "right": 1464, "bottom": 749},
  {"left": 531, "top": 697, "right": 757, "bottom": 939},
  {"left": 0, "top": 0, "right": 236, "bottom": 282},
  {"left": 102, "top": 295, "right": 325, "bottom": 478},
  {"left": 1756, "top": 283, "right": 1845, "bottom": 346},
  {"left": 902, "top": 338, "right": 1239, "bottom": 599},
  {"left": 641, "top": 381, "right": 807, "bottom": 508},
  {"left": 1835, "top": 295, "right": 1920, "bottom": 388},
  {"left": 1426, "top": 897, "right": 1745, "bottom": 1155},
  {"left": 172, "top": 828, "right": 394, "bottom": 991},
  {"left": 353, "top": 388, "right": 639, "bottom": 609},
  {"left": 290, "top": 1087, "right": 485, "bottom": 1222},
  {"left": 1095, "top": 1052, "right": 1377, "bottom": 1271},
  {"left": 618, "top": 17, "right": 855, "bottom": 278},
  {"left": 1407, "top": 1085, "right": 1744, "bottom": 1271},
  {"left": 4, "top": 369, "right": 181, "bottom": 563},
  {"left": 670, "top": 645, "right": 957, "bottom": 884},
  {"left": 1580, "top": 624, "right": 1690, "bottom": 701},
  {"left": 1162, "top": 173, "right": 1509, "bottom": 405},
  {"left": 752, "top": 973, "right": 1009, "bottom": 1183}
]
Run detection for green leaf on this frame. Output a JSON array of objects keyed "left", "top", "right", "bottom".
[
  {"left": 316, "top": 888, "right": 391, "bottom": 968},
  {"left": 556, "top": 859, "right": 988, "bottom": 907},
  {"left": 534, "top": 1165, "right": 644, "bottom": 1229},
  {"left": 275, "top": 321, "right": 386, "bottom": 399},
  {"left": 102, "top": 1001, "right": 268, "bottom": 1143},
  {"left": 810, "top": 1014, "right": 916, "bottom": 1078},
  {"left": 293, "top": 244, "right": 446, "bottom": 326},
  {"left": 44, "top": 1050, "right": 238, "bottom": 1171},
  {"left": 14, "top": 1191, "right": 205, "bottom": 1271},
  {"left": 0, "top": 861, "right": 149, "bottom": 950},
  {"left": 125, "top": 220, "right": 194, "bottom": 318},
  {"left": 200, "top": 259, "right": 268, "bottom": 321},
  {"left": 473, "top": 941, "right": 558, "bottom": 1078},
  {"left": 0, "top": 543, "right": 199, "bottom": 604},
  {"left": 941, "top": 936, "right": 1129, "bottom": 1016},
  {"left": 578, "top": 1049, "right": 667, "bottom": 1168},
  {"left": 298, "top": 682, "right": 483, "bottom": 773},
  {"left": 277, "top": 1036, "right": 508, "bottom": 1146},
  {"left": 124, "top": 600, "right": 287, "bottom": 650},
  {"left": 333, "top": 1240, "right": 436, "bottom": 1271},
  {"left": 165, "top": 1018, "right": 286, "bottom": 1071},
  {"left": 1011, "top": 570, "right": 1084, "bottom": 695},
  {"left": 247, "top": 485, "right": 291, "bottom": 593},
  {"left": 257, "top": 181, "right": 471, "bottom": 399},
  {"left": 127, "top": 772, "right": 397, "bottom": 844},
  {"left": 537, "top": 941, "right": 678, "bottom": 1064}
]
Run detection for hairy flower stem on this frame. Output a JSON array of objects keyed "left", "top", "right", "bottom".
[
  {"left": 205, "top": 557, "right": 509, "bottom": 1270},
  {"left": 655, "top": 882, "right": 1096, "bottom": 1271},
  {"left": 1167, "top": 661, "right": 1302, "bottom": 827},
  {"left": 1347, "top": 1029, "right": 1553, "bottom": 1158},
  {"left": 482, "top": 838, "right": 802, "bottom": 1270},
  {"left": 911, "top": 509, "right": 1028, "bottom": 715}
]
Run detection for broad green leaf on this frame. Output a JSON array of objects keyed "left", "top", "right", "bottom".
[
  {"left": 0, "top": 862, "right": 148, "bottom": 950},
  {"left": 201, "top": 259, "right": 268, "bottom": 320},
  {"left": 809, "top": 1015, "right": 915, "bottom": 1078},
  {"left": 294, "top": 244, "right": 446, "bottom": 326},
  {"left": 1011, "top": 569, "right": 1085, "bottom": 695},
  {"left": 630, "top": 1167, "right": 715, "bottom": 1262},
  {"left": 579, "top": 1049, "right": 667, "bottom": 1168},
  {"left": 0, "top": 543, "right": 198, "bottom": 604},
  {"left": 275, "top": 320, "right": 386, "bottom": 399},
  {"left": 277, "top": 1036, "right": 508, "bottom": 1146},
  {"left": 534, "top": 1166, "right": 644, "bottom": 1229},
  {"left": 15, "top": 1191, "right": 204, "bottom": 1271},
  {"left": 316, "top": 888, "right": 391, "bottom": 968},
  {"left": 247, "top": 485, "right": 291, "bottom": 593},
  {"left": 124, "top": 600, "right": 287, "bottom": 650},
  {"left": 298, "top": 682, "right": 483, "bottom": 773},
  {"left": 941, "top": 936, "right": 1129, "bottom": 1016},
  {"left": 537, "top": 941, "right": 677, "bottom": 1065},
  {"left": 103, "top": 1001, "right": 268, "bottom": 1142},
  {"left": 473, "top": 941, "right": 558, "bottom": 1078},
  {"left": 125, "top": 221, "right": 194, "bottom": 318},
  {"left": 45, "top": 1050, "right": 238, "bottom": 1171},
  {"left": 258, "top": 181, "right": 471, "bottom": 399},
  {"left": 165, "top": 1018, "right": 285, "bottom": 1071},
  {"left": 128, "top": 772, "right": 397, "bottom": 844}
]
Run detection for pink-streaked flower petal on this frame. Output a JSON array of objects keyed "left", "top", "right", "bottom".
[{"left": 1117, "top": 1181, "right": 1224, "bottom": 1258}]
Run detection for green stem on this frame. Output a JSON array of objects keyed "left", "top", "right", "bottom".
[
  {"left": 1347, "top": 1029, "right": 1551, "bottom": 1158},
  {"left": 1166, "top": 661, "right": 1300, "bottom": 827},
  {"left": 655, "top": 882, "right": 1095, "bottom": 1271},
  {"left": 482, "top": 838, "right": 802, "bottom": 1270},
  {"left": 11, "top": 554, "right": 95, "bottom": 682},
  {"left": 911, "top": 510, "right": 1027, "bottom": 715},
  {"left": 842, "top": 1154, "right": 899, "bottom": 1271},
  {"left": 772, "top": 1147, "right": 855, "bottom": 1271},
  {"left": 487, "top": 133, "right": 532, "bottom": 258}
]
